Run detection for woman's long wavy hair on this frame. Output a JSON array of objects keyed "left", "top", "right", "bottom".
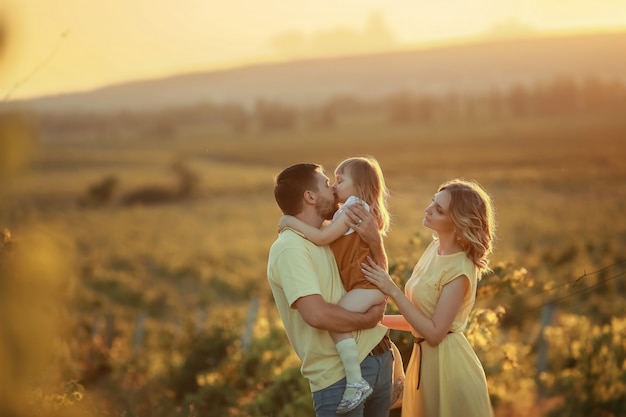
[
  {"left": 335, "top": 156, "right": 391, "bottom": 236},
  {"left": 439, "top": 179, "right": 496, "bottom": 275}
]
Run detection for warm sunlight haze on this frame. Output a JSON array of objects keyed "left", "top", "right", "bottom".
[
  {"left": 2, "top": 2, "right": 626, "bottom": 417},
  {"left": 2, "top": 0, "right": 626, "bottom": 100}
]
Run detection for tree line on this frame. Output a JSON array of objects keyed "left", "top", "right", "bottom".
[{"left": 32, "top": 74, "right": 626, "bottom": 138}]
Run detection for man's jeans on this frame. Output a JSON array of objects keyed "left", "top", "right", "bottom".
[{"left": 312, "top": 349, "right": 393, "bottom": 417}]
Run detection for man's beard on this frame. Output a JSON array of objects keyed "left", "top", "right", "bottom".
[{"left": 316, "top": 194, "right": 339, "bottom": 221}]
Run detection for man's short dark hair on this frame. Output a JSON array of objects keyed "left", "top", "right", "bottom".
[{"left": 274, "top": 163, "right": 321, "bottom": 215}]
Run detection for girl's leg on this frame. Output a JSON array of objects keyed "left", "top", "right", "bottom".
[
  {"left": 331, "top": 288, "right": 387, "bottom": 344},
  {"left": 331, "top": 289, "right": 386, "bottom": 413},
  {"left": 338, "top": 288, "right": 386, "bottom": 313}
]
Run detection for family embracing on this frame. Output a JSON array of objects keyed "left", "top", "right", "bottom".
[{"left": 267, "top": 156, "right": 495, "bottom": 417}]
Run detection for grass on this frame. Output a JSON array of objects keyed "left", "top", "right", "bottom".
[
  {"left": 6, "top": 108, "right": 626, "bottom": 294},
  {"left": 2, "top": 106, "right": 625, "bottom": 416}
]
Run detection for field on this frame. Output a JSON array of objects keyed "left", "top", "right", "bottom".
[{"left": 1, "top": 98, "right": 626, "bottom": 416}]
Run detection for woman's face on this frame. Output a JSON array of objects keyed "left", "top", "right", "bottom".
[
  {"left": 423, "top": 190, "right": 455, "bottom": 233},
  {"left": 333, "top": 168, "right": 356, "bottom": 204}
]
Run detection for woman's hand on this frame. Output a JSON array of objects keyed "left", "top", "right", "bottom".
[{"left": 361, "top": 256, "right": 401, "bottom": 298}]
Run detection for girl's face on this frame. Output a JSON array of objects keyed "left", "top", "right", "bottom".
[
  {"left": 423, "top": 190, "right": 455, "bottom": 233},
  {"left": 333, "top": 168, "right": 357, "bottom": 204}
]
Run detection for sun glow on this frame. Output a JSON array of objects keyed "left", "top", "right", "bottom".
[{"left": 2, "top": 0, "right": 625, "bottom": 100}]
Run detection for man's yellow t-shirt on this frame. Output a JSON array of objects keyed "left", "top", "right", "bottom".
[{"left": 267, "top": 228, "right": 387, "bottom": 392}]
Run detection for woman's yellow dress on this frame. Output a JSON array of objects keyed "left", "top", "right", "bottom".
[{"left": 401, "top": 240, "right": 494, "bottom": 417}]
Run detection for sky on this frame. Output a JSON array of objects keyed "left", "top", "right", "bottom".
[{"left": 2, "top": 0, "right": 626, "bottom": 101}]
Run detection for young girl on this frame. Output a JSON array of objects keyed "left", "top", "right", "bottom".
[
  {"left": 360, "top": 178, "right": 496, "bottom": 417},
  {"left": 279, "top": 156, "right": 391, "bottom": 414}
]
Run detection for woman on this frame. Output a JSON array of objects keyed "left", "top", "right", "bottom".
[{"left": 355, "top": 178, "right": 495, "bottom": 417}]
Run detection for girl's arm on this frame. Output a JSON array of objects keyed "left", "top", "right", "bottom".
[
  {"left": 361, "top": 258, "right": 468, "bottom": 346},
  {"left": 279, "top": 212, "right": 350, "bottom": 245}
]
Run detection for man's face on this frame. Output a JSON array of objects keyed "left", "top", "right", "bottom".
[{"left": 313, "top": 170, "right": 339, "bottom": 220}]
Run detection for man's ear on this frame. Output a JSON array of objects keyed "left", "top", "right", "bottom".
[{"left": 303, "top": 190, "right": 316, "bottom": 204}]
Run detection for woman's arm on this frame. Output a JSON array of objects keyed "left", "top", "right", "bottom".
[
  {"left": 279, "top": 213, "right": 350, "bottom": 245},
  {"left": 361, "top": 258, "right": 468, "bottom": 346},
  {"left": 381, "top": 314, "right": 413, "bottom": 332}
]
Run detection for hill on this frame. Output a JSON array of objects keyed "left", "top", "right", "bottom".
[{"left": 17, "top": 31, "right": 626, "bottom": 114}]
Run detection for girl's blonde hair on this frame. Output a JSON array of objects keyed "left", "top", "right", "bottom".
[
  {"left": 438, "top": 178, "right": 496, "bottom": 274},
  {"left": 335, "top": 156, "right": 391, "bottom": 236}
]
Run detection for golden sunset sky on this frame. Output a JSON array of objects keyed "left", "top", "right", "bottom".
[{"left": 2, "top": 0, "right": 626, "bottom": 100}]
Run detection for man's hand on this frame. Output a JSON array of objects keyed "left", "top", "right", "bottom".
[
  {"left": 364, "top": 298, "right": 387, "bottom": 327},
  {"left": 345, "top": 203, "right": 388, "bottom": 269},
  {"left": 345, "top": 203, "right": 378, "bottom": 247}
]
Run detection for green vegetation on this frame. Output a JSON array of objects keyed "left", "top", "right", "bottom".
[{"left": 1, "top": 82, "right": 625, "bottom": 416}]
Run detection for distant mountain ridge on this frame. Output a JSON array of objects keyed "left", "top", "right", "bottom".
[{"left": 19, "top": 31, "right": 626, "bottom": 114}]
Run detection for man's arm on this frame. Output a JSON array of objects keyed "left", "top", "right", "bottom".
[
  {"left": 294, "top": 294, "right": 385, "bottom": 332},
  {"left": 345, "top": 203, "right": 388, "bottom": 269}
]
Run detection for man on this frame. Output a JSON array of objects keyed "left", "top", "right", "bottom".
[{"left": 267, "top": 163, "right": 393, "bottom": 417}]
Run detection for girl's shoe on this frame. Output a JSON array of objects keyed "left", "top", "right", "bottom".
[{"left": 336, "top": 378, "right": 373, "bottom": 414}]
